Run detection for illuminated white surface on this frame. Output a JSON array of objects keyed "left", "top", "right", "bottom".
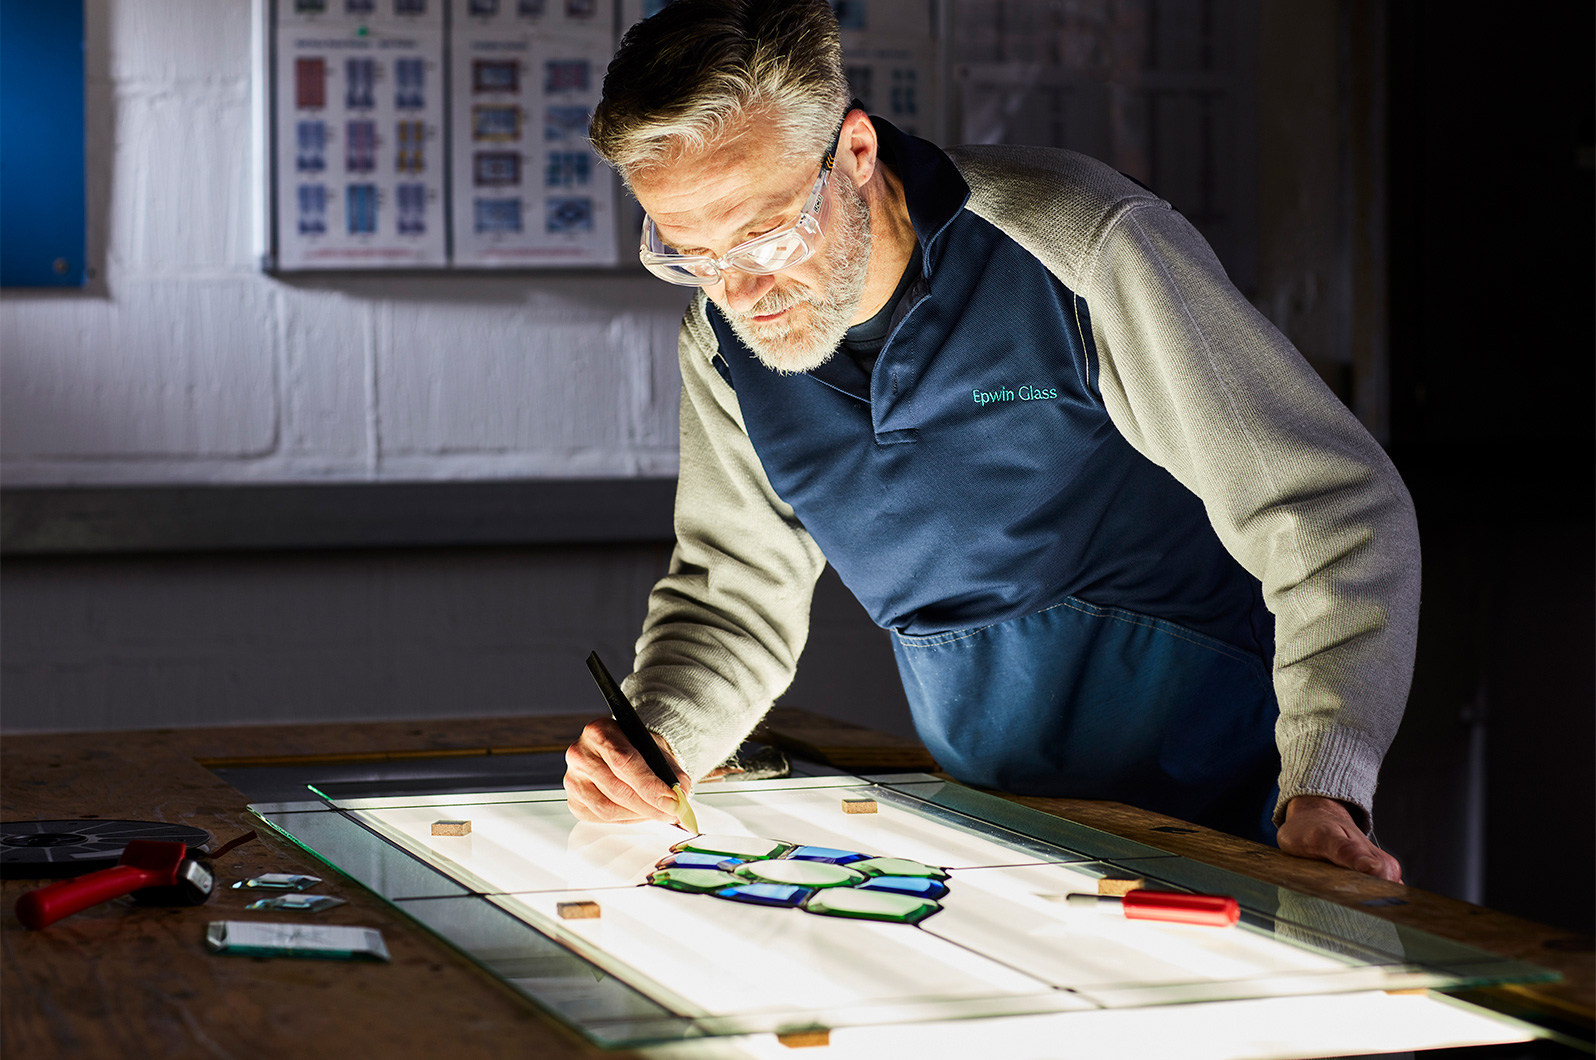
[
  {"left": 344, "top": 782, "right": 1074, "bottom": 897},
  {"left": 333, "top": 779, "right": 1541, "bottom": 1053},
  {"left": 927, "top": 863, "right": 1364, "bottom": 1001},
  {"left": 639, "top": 992, "right": 1532, "bottom": 1060},
  {"left": 495, "top": 886, "right": 1058, "bottom": 1017}
]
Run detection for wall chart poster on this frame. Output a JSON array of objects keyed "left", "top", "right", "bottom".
[
  {"left": 274, "top": 0, "right": 448, "bottom": 270},
  {"left": 449, "top": 0, "right": 618, "bottom": 268},
  {"left": 835, "top": 0, "right": 940, "bottom": 143}
]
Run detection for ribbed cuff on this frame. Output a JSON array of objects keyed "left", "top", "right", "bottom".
[
  {"left": 1275, "top": 724, "right": 1384, "bottom": 833},
  {"left": 622, "top": 668, "right": 765, "bottom": 782}
]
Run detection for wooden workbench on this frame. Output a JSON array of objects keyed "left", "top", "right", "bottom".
[{"left": 3, "top": 709, "right": 1591, "bottom": 1058}]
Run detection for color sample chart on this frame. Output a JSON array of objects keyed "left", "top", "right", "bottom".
[
  {"left": 269, "top": 0, "right": 616, "bottom": 270},
  {"left": 449, "top": 0, "right": 618, "bottom": 266},
  {"left": 274, "top": 0, "right": 448, "bottom": 269},
  {"left": 252, "top": 774, "right": 1553, "bottom": 1056}
]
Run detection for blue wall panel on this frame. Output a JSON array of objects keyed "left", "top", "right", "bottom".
[{"left": 0, "top": 0, "right": 87, "bottom": 287}]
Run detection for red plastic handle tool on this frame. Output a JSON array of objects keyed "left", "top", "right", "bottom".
[
  {"left": 1122, "top": 889, "right": 1241, "bottom": 927},
  {"left": 15, "top": 839, "right": 187, "bottom": 930}
]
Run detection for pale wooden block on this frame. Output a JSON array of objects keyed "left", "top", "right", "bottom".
[
  {"left": 841, "top": 797, "right": 877, "bottom": 814},
  {"left": 1096, "top": 876, "right": 1145, "bottom": 896},
  {"left": 776, "top": 1028, "right": 830, "bottom": 1048},
  {"left": 557, "top": 900, "right": 601, "bottom": 920},
  {"left": 431, "top": 820, "right": 471, "bottom": 836}
]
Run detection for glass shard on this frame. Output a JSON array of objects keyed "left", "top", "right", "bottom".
[
  {"left": 784, "top": 845, "right": 869, "bottom": 864},
  {"left": 859, "top": 875, "right": 950, "bottom": 900},
  {"left": 714, "top": 883, "right": 813, "bottom": 907},
  {"left": 733, "top": 859, "right": 865, "bottom": 888},
  {"left": 246, "top": 893, "right": 347, "bottom": 912},
  {"left": 672, "top": 834, "right": 791, "bottom": 859},
  {"left": 231, "top": 873, "right": 322, "bottom": 891},
  {"left": 654, "top": 851, "right": 744, "bottom": 871},
  {"left": 852, "top": 857, "right": 948, "bottom": 880},
  {"left": 646, "top": 867, "right": 742, "bottom": 893},
  {"left": 804, "top": 887, "right": 941, "bottom": 924}
]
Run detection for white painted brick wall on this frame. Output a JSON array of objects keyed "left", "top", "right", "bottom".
[{"left": 0, "top": 0, "right": 688, "bottom": 486}]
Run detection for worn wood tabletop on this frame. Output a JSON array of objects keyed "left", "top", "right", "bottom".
[{"left": 3, "top": 709, "right": 1590, "bottom": 1059}]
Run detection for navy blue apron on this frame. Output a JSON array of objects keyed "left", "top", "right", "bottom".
[{"left": 706, "top": 119, "right": 1282, "bottom": 843}]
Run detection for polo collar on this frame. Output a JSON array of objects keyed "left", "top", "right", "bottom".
[{"left": 869, "top": 115, "right": 970, "bottom": 275}]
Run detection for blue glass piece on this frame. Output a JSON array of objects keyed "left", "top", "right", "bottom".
[
  {"left": 713, "top": 883, "right": 813, "bottom": 907},
  {"left": 655, "top": 851, "right": 744, "bottom": 871},
  {"left": 783, "top": 845, "right": 869, "bottom": 864},
  {"left": 859, "top": 875, "right": 950, "bottom": 900}
]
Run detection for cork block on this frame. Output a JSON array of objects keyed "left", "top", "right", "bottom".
[
  {"left": 557, "top": 900, "right": 602, "bottom": 920},
  {"left": 776, "top": 1028, "right": 831, "bottom": 1048},
  {"left": 1096, "top": 876, "right": 1145, "bottom": 896},
  {"left": 431, "top": 820, "right": 471, "bottom": 836},
  {"left": 841, "top": 797, "right": 877, "bottom": 814}
]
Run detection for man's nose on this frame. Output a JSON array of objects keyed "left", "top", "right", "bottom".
[{"left": 718, "top": 268, "right": 775, "bottom": 313}]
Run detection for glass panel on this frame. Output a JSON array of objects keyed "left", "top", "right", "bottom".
[
  {"left": 1107, "top": 855, "right": 1559, "bottom": 984},
  {"left": 488, "top": 886, "right": 1056, "bottom": 1022},
  {"left": 393, "top": 894, "right": 694, "bottom": 1047},
  {"left": 251, "top": 772, "right": 1557, "bottom": 1050},
  {"left": 875, "top": 778, "right": 1183, "bottom": 863},
  {"left": 251, "top": 808, "right": 468, "bottom": 899}
]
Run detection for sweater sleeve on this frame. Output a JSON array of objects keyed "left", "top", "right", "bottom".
[
  {"left": 620, "top": 294, "right": 828, "bottom": 780},
  {"left": 1082, "top": 202, "right": 1420, "bottom": 830}
]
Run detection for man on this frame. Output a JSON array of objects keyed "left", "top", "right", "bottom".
[{"left": 564, "top": 0, "right": 1415, "bottom": 880}]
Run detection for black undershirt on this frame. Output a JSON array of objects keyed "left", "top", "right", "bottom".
[{"left": 840, "top": 241, "right": 922, "bottom": 376}]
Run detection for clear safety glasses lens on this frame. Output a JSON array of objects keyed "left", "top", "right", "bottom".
[
  {"left": 638, "top": 156, "right": 834, "bottom": 287},
  {"left": 640, "top": 213, "right": 823, "bottom": 287}
]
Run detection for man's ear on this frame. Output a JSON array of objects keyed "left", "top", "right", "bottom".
[{"left": 838, "top": 109, "right": 879, "bottom": 188}]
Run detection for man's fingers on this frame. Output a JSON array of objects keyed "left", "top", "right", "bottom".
[
  {"left": 1318, "top": 828, "right": 1404, "bottom": 884},
  {"left": 564, "top": 718, "right": 680, "bottom": 823},
  {"left": 564, "top": 774, "right": 649, "bottom": 823},
  {"left": 587, "top": 725, "right": 679, "bottom": 810}
]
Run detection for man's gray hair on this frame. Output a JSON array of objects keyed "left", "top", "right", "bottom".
[{"left": 590, "top": 0, "right": 850, "bottom": 182}]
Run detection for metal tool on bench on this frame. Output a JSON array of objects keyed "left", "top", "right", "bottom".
[{"left": 15, "top": 839, "right": 216, "bottom": 929}]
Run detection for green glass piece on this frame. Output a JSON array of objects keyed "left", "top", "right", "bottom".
[
  {"left": 647, "top": 867, "right": 743, "bottom": 893},
  {"left": 851, "top": 857, "right": 948, "bottom": 880},
  {"left": 671, "top": 834, "right": 792, "bottom": 859},
  {"left": 733, "top": 859, "right": 865, "bottom": 888},
  {"left": 803, "top": 887, "right": 941, "bottom": 924}
]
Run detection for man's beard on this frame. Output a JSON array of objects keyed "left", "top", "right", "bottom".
[{"left": 719, "top": 176, "right": 872, "bottom": 375}]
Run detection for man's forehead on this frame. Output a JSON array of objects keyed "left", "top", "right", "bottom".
[{"left": 632, "top": 132, "right": 812, "bottom": 242}]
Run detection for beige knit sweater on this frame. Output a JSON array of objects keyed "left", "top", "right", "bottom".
[{"left": 621, "top": 144, "right": 1420, "bottom": 832}]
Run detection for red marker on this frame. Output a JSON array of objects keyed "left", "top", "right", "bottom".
[{"left": 1064, "top": 889, "right": 1240, "bottom": 927}]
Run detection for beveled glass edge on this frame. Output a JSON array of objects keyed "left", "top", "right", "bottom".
[
  {"left": 320, "top": 786, "right": 571, "bottom": 810},
  {"left": 247, "top": 799, "right": 334, "bottom": 814},
  {"left": 663, "top": 988, "right": 1103, "bottom": 1041},
  {"left": 250, "top": 806, "right": 470, "bottom": 899},
  {"left": 322, "top": 773, "right": 877, "bottom": 811},
  {"left": 1074, "top": 965, "right": 1451, "bottom": 1009}
]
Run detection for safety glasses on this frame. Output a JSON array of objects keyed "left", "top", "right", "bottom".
[{"left": 638, "top": 120, "right": 843, "bottom": 287}]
